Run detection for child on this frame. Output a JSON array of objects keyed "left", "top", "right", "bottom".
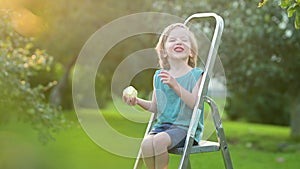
[{"left": 123, "top": 23, "right": 203, "bottom": 169}]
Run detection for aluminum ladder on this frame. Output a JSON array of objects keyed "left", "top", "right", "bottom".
[{"left": 133, "top": 12, "right": 233, "bottom": 169}]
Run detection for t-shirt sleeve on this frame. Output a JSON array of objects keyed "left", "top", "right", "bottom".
[
  {"left": 153, "top": 69, "right": 161, "bottom": 89},
  {"left": 194, "top": 68, "right": 204, "bottom": 81}
]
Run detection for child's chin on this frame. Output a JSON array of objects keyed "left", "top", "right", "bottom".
[{"left": 173, "top": 53, "right": 189, "bottom": 59}]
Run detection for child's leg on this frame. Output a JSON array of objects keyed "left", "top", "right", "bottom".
[
  {"left": 141, "top": 135, "right": 155, "bottom": 169},
  {"left": 153, "top": 132, "right": 171, "bottom": 169}
]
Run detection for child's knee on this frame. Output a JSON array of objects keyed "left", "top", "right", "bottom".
[
  {"left": 141, "top": 136, "right": 156, "bottom": 158},
  {"left": 152, "top": 132, "right": 171, "bottom": 154},
  {"left": 141, "top": 136, "right": 154, "bottom": 152}
]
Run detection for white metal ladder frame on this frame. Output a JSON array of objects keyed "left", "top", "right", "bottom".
[{"left": 133, "top": 12, "right": 233, "bottom": 169}]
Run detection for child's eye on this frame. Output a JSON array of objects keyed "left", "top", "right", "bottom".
[{"left": 181, "top": 38, "right": 189, "bottom": 42}]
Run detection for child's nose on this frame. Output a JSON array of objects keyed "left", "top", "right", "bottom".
[{"left": 176, "top": 39, "right": 183, "bottom": 44}]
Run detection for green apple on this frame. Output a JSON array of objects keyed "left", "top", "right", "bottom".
[{"left": 123, "top": 86, "right": 138, "bottom": 97}]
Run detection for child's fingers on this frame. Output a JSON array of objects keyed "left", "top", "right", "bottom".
[
  {"left": 130, "top": 97, "right": 137, "bottom": 106},
  {"left": 159, "top": 74, "right": 171, "bottom": 83},
  {"left": 123, "top": 95, "right": 137, "bottom": 106},
  {"left": 128, "top": 97, "right": 133, "bottom": 104},
  {"left": 158, "top": 73, "right": 169, "bottom": 80},
  {"left": 160, "top": 71, "right": 168, "bottom": 74},
  {"left": 123, "top": 95, "right": 129, "bottom": 102},
  {"left": 159, "top": 75, "right": 169, "bottom": 80},
  {"left": 123, "top": 96, "right": 131, "bottom": 104},
  {"left": 158, "top": 71, "right": 169, "bottom": 77},
  {"left": 160, "top": 78, "right": 169, "bottom": 83}
]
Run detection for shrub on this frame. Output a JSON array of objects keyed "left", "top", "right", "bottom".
[{"left": 0, "top": 14, "right": 65, "bottom": 143}]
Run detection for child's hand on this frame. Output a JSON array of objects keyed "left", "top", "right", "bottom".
[
  {"left": 122, "top": 86, "right": 138, "bottom": 106},
  {"left": 158, "top": 71, "right": 178, "bottom": 89}
]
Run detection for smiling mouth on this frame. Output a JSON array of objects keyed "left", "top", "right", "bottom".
[{"left": 174, "top": 47, "right": 184, "bottom": 52}]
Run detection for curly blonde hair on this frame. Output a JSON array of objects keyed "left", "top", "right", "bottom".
[{"left": 155, "top": 23, "right": 198, "bottom": 70}]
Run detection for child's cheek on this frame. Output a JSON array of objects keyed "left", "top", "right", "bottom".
[{"left": 183, "top": 42, "right": 191, "bottom": 49}]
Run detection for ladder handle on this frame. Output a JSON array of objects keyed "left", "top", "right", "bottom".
[{"left": 185, "top": 13, "right": 224, "bottom": 76}]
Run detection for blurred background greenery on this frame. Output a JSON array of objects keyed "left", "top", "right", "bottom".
[{"left": 1, "top": 0, "right": 300, "bottom": 169}]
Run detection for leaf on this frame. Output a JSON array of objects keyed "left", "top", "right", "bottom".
[
  {"left": 25, "top": 43, "right": 34, "bottom": 50},
  {"left": 280, "top": 0, "right": 292, "bottom": 8},
  {"left": 287, "top": 5, "right": 297, "bottom": 17},
  {"left": 258, "top": 0, "right": 269, "bottom": 8},
  {"left": 295, "top": 11, "right": 300, "bottom": 29}
]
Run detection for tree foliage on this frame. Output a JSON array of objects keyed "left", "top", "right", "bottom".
[
  {"left": 222, "top": 1, "right": 299, "bottom": 126},
  {"left": 258, "top": 0, "right": 300, "bottom": 29},
  {"left": 0, "top": 14, "right": 65, "bottom": 143},
  {"left": 1, "top": 0, "right": 159, "bottom": 110},
  {"left": 31, "top": 0, "right": 157, "bottom": 108}
]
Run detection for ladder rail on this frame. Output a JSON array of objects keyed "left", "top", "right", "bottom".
[
  {"left": 169, "top": 96, "right": 233, "bottom": 169},
  {"left": 133, "top": 113, "right": 156, "bottom": 169},
  {"left": 205, "top": 96, "right": 233, "bottom": 169},
  {"left": 179, "top": 13, "right": 224, "bottom": 169}
]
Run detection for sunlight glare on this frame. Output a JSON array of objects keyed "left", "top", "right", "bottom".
[{"left": 1, "top": 0, "right": 45, "bottom": 37}]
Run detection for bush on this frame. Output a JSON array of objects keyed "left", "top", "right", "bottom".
[{"left": 0, "top": 14, "right": 65, "bottom": 143}]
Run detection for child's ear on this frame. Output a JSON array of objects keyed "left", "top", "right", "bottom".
[{"left": 189, "top": 49, "right": 193, "bottom": 58}]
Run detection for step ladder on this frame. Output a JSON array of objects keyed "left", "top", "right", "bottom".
[{"left": 133, "top": 13, "right": 233, "bottom": 169}]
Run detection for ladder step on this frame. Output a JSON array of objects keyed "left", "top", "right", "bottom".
[{"left": 169, "top": 140, "right": 220, "bottom": 154}]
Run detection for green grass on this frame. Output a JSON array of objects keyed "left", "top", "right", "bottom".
[{"left": 0, "top": 105, "right": 299, "bottom": 169}]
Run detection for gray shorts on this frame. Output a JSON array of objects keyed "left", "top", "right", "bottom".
[{"left": 149, "top": 123, "right": 188, "bottom": 150}]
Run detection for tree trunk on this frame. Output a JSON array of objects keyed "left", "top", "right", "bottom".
[
  {"left": 50, "top": 56, "right": 77, "bottom": 107},
  {"left": 291, "top": 95, "right": 300, "bottom": 140}
]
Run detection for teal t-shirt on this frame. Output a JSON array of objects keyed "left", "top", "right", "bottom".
[{"left": 153, "top": 67, "right": 204, "bottom": 142}]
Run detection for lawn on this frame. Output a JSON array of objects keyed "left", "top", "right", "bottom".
[{"left": 0, "top": 104, "right": 299, "bottom": 169}]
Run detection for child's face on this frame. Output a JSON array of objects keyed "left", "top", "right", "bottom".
[{"left": 164, "top": 27, "right": 192, "bottom": 61}]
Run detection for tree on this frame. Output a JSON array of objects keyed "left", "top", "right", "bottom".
[
  {"left": 258, "top": 0, "right": 300, "bottom": 139},
  {"left": 0, "top": 13, "right": 65, "bottom": 143},
  {"left": 258, "top": 0, "right": 300, "bottom": 29},
  {"left": 32, "top": 0, "right": 157, "bottom": 108}
]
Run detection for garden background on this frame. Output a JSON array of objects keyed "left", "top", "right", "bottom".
[{"left": 1, "top": 0, "right": 300, "bottom": 169}]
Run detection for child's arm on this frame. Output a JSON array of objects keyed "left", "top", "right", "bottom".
[
  {"left": 158, "top": 71, "right": 202, "bottom": 109},
  {"left": 123, "top": 91, "right": 157, "bottom": 113},
  {"left": 137, "top": 91, "right": 157, "bottom": 113}
]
